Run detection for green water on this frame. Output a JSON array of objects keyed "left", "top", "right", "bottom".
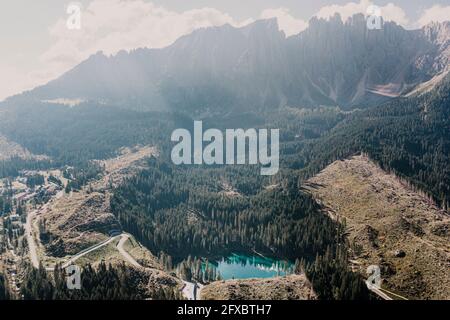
[{"left": 208, "top": 253, "right": 294, "bottom": 280}]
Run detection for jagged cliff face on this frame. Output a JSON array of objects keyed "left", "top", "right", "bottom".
[
  {"left": 422, "top": 21, "right": 450, "bottom": 71},
  {"left": 9, "top": 14, "right": 450, "bottom": 112},
  {"left": 285, "top": 15, "right": 449, "bottom": 107}
]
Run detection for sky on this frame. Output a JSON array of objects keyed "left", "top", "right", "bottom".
[{"left": 1, "top": 0, "right": 450, "bottom": 101}]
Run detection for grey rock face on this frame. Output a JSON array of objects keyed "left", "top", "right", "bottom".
[{"left": 9, "top": 15, "right": 450, "bottom": 112}]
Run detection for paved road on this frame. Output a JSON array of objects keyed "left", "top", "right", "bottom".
[
  {"left": 60, "top": 235, "right": 120, "bottom": 269},
  {"left": 116, "top": 234, "right": 141, "bottom": 268},
  {"left": 26, "top": 203, "right": 195, "bottom": 301},
  {"left": 115, "top": 234, "right": 199, "bottom": 300},
  {"left": 25, "top": 209, "right": 39, "bottom": 269},
  {"left": 368, "top": 285, "right": 393, "bottom": 300},
  {"left": 25, "top": 190, "right": 120, "bottom": 271},
  {"left": 27, "top": 207, "right": 130, "bottom": 271},
  {"left": 41, "top": 235, "right": 122, "bottom": 271},
  {"left": 25, "top": 191, "right": 64, "bottom": 269},
  {"left": 25, "top": 196, "right": 396, "bottom": 302}
]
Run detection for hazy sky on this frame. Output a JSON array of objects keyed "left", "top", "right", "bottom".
[{"left": 1, "top": 0, "right": 450, "bottom": 101}]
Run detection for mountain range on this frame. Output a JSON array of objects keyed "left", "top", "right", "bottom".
[
  {"left": 7, "top": 13, "right": 450, "bottom": 113},
  {"left": 1, "top": 11, "right": 450, "bottom": 302}
]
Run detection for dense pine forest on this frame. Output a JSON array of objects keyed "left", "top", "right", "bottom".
[
  {"left": 1, "top": 72, "right": 448, "bottom": 301},
  {"left": 0, "top": 273, "right": 10, "bottom": 300},
  {"left": 108, "top": 77, "right": 450, "bottom": 299},
  {"left": 294, "top": 74, "right": 450, "bottom": 209},
  {"left": 111, "top": 158, "right": 337, "bottom": 260},
  {"left": 0, "top": 194, "right": 12, "bottom": 214},
  {"left": 110, "top": 156, "right": 371, "bottom": 299},
  {"left": 0, "top": 102, "right": 179, "bottom": 179},
  {"left": 0, "top": 158, "right": 53, "bottom": 179},
  {"left": 20, "top": 262, "right": 180, "bottom": 300},
  {"left": 301, "top": 246, "right": 372, "bottom": 300}
]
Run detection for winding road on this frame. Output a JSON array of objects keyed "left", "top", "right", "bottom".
[
  {"left": 367, "top": 285, "right": 393, "bottom": 300},
  {"left": 116, "top": 234, "right": 141, "bottom": 267},
  {"left": 26, "top": 200, "right": 197, "bottom": 300},
  {"left": 27, "top": 206, "right": 139, "bottom": 271},
  {"left": 61, "top": 236, "right": 121, "bottom": 268},
  {"left": 26, "top": 199, "right": 399, "bottom": 301},
  {"left": 25, "top": 209, "right": 39, "bottom": 269},
  {"left": 115, "top": 234, "right": 202, "bottom": 300},
  {"left": 25, "top": 190, "right": 64, "bottom": 269}
]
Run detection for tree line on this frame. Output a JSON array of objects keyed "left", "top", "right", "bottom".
[{"left": 20, "top": 262, "right": 181, "bottom": 300}]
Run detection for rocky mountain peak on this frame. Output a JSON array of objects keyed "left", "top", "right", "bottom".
[{"left": 6, "top": 15, "right": 450, "bottom": 112}]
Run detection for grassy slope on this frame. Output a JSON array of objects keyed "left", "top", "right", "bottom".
[{"left": 304, "top": 155, "right": 450, "bottom": 300}]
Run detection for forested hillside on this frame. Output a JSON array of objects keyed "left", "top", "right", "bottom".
[
  {"left": 1, "top": 57, "right": 448, "bottom": 302},
  {"left": 20, "top": 262, "right": 179, "bottom": 300},
  {"left": 108, "top": 76, "right": 449, "bottom": 299},
  {"left": 0, "top": 102, "right": 175, "bottom": 165},
  {"left": 111, "top": 158, "right": 335, "bottom": 259},
  {"left": 296, "top": 74, "right": 450, "bottom": 208},
  {"left": 110, "top": 157, "right": 371, "bottom": 299},
  {"left": 0, "top": 7, "right": 448, "bottom": 303},
  {"left": 0, "top": 273, "right": 10, "bottom": 300}
]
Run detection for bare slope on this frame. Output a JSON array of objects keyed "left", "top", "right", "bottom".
[
  {"left": 200, "top": 275, "right": 316, "bottom": 300},
  {"left": 304, "top": 155, "right": 450, "bottom": 300},
  {"left": 0, "top": 134, "right": 48, "bottom": 160},
  {"left": 41, "top": 146, "right": 156, "bottom": 257}
]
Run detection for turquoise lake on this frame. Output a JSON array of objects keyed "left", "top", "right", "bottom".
[{"left": 208, "top": 253, "right": 294, "bottom": 280}]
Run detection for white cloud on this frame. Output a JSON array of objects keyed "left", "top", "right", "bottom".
[
  {"left": 315, "top": 0, "right": 408, "bottom": 26},
  {"left": 260, "top": 7, "right": 308, "bottom": 36},
  {"left": 41, "top": 0, "right": 248, "bottom": 78},
  {"left": 1, "top": 0, "right": 248, "bottom": 101},
  {"left": 418, "top": 5, "right": 450, "bottom": 27}
]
